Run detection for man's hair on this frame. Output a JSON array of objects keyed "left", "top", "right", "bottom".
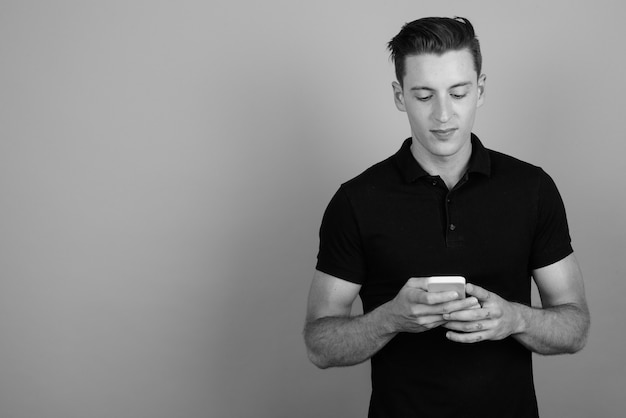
[{"left": 387, "top": 16, "right": 482, "bottom": 86}]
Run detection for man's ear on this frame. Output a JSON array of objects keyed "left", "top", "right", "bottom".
[
  {"left": 477, "top": 74, "right": 486, "bottom": 108},
  {"left": 392, "top": 81, "right": 406, "bottom": 112}
]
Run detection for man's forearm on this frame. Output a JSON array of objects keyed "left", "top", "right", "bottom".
[
  {"left": 304, "top": 305, "right": 397, "bottom": 369},
  {"left": 512, "top": 302, "right": 590, "bottom": 355}
]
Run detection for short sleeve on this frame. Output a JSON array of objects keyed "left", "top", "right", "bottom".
[
  {"left": 316, "top": 187, "right": 367, "bottom": 284},
  {"left": 529, "top": 170, "right": 573, "bottom": 269}
]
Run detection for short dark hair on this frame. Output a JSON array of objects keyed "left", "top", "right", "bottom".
[{"left": 388, "top": 17, "right": 482, "bottom": 86}]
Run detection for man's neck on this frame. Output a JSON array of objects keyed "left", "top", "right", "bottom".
[{"left": 410, "top": 139, "right": 472, "bottom": 190}]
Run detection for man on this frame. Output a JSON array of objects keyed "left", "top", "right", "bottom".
[{"left": 303, "top": 17, "right": 590, "bottom": 417}]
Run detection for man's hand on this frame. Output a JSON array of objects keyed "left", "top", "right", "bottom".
[
  {"left": 442, "top": 283, "right": 524, "bottom": 343},
  {"left": 304, "top": 272, "right": 481, "bottom": 368},
  {"left": 384, "top": 277, "right": 481, "bottom": 334},
  {"left": 440, "top": 255, "right": 590, "bottom": 353}
]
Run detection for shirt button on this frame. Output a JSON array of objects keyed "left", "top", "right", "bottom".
[
  {"left": 449, "top": 224, "right": 456, "bottom": 231},
  {"left": 432, "top": 180, "right": 437, "bottom": 186}
]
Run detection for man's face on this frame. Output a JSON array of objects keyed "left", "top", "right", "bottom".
[{"left": 392, "top": 49, "right": 485, "bottom": 163}]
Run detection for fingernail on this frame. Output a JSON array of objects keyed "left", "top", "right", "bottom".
[{"left": 443, "top": 313, "right": 451, "bottom": 320}]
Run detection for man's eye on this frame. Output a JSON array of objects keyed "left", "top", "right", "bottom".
[
  {"left": 416, "top": 96, "right": 432, "bottom": 102},
  {"left": 451, "top": 93, "right": 467, "bottom": 99}
]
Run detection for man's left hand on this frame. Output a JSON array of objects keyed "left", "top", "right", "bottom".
[{"left": 442, "top": 283, "right": 525, "bottom": 343}]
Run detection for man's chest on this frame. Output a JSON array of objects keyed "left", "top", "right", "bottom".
[{"left": 352, "top": 182, "right": 537, "bottom": 300}]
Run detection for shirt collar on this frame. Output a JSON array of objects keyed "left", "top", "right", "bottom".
[{"left": 394, "top": 133, "right": 491, "bottom": 183}]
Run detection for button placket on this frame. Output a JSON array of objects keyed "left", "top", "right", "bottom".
[{"left": 445, "top": 190, "right": 460, "bottom": 246}]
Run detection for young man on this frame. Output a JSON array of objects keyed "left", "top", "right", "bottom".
[{"left": 304, "top": 17, "right": 590, "bottom": 417}]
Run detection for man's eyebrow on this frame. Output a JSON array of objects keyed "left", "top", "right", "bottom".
[{"left": 409, "top": 81, "right": 474, "bottom": 91}]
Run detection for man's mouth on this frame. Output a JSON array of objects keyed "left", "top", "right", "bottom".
[{"left": 430, "top": 128, "right": 457, "bottom": 138}]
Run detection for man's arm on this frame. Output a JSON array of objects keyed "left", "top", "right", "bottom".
[
  {"left": 443, "top": 253, "right": 590, "bottom": 354},
  {"left": 304, "top": 270, "right": 480, "bottom": 368},
  {"left": 515, "top": 253, "right": 590, "bottom": 353}
]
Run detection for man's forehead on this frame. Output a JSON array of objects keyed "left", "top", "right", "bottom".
[{"left": 402, "top": 50, "right": 477, "bottom": 87}]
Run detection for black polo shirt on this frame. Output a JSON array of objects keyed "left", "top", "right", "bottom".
[{"left": 316, "top": 134, "right": 573, "bottom": 418}]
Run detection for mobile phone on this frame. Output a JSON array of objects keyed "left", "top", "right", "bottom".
[{"left": 426, "top": 276, "right": 466, "bottom": 299}]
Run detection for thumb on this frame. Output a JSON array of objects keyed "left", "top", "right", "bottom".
[
  {"left": 405, "top": 277, "right": 429, "bottom": 290},
  {"left": 466, "top": 283, "right": 492, "bottom": 302}
]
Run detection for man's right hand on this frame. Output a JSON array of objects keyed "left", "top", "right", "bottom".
[
  {"left": 304, "top": 272, "right": 479, "bottom": 368},
  {"left": 384, "top": 277, "right": 480, "bottom": 334}
]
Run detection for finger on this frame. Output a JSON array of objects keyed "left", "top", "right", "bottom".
[
  {"left": 443, "top": 319, "right": 497, "bottom": 332},
  {"left": 407, "top": 298, "right": 477, "bottom": 320},
  {"left": 443, "top": 307, "right": 491, "bottom": 321},
  {"left": 466, "top": 283, "right": 492, "bottom": 302},
  {"left": 412, "top": 288, "right": 461, "bottom": 305},
  {"left": 415, "top": 315, "right": 447, "bottom": 328},
  {"left": 435, "top": 297, "right": 480, "bottom": 315},
  {"left": 407, "top": 279, "right": 480, "bottom": 306},
  {"left": 446, "top": 329, "right": 490, "bottom": 343}
]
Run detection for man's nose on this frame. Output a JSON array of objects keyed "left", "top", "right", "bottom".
[{"left": 433, "top": 97, "right": 452, "bottom": 123}]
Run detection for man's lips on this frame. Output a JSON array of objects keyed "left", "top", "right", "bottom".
[{"left": 430, "top": 128, "right": 458, "bottom": 137}]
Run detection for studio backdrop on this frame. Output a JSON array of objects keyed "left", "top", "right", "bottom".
[{"left": 0, "top": 1, "right": 623, "bottom": 417}]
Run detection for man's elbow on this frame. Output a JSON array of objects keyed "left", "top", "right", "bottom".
[
  {"left": 567, "top": 311, "right": 590, "bottom": 354},
  {"left": 565, "top": 334, "right": 588, "bottom": 354},
  {"left": 303, "top": 324, "right": 332, "bottom": 369},
  {"left": 306, "top": 347, "right": 332, "bottom": 369}
]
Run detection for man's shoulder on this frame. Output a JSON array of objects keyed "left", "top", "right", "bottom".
[
  {"left": 486, "top": 147, "right": 547, "bottom": 179},
  {"left": 339, "top": 154, "right": 400, "bottom": 194}
]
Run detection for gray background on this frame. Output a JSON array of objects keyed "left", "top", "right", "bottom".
[{"left": 0, "top": 1, "right": 624, "bottom": 417}]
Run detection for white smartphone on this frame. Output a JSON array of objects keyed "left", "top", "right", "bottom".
[{"left": 426, "top": 276, "right": 466, "bottom": 299}]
